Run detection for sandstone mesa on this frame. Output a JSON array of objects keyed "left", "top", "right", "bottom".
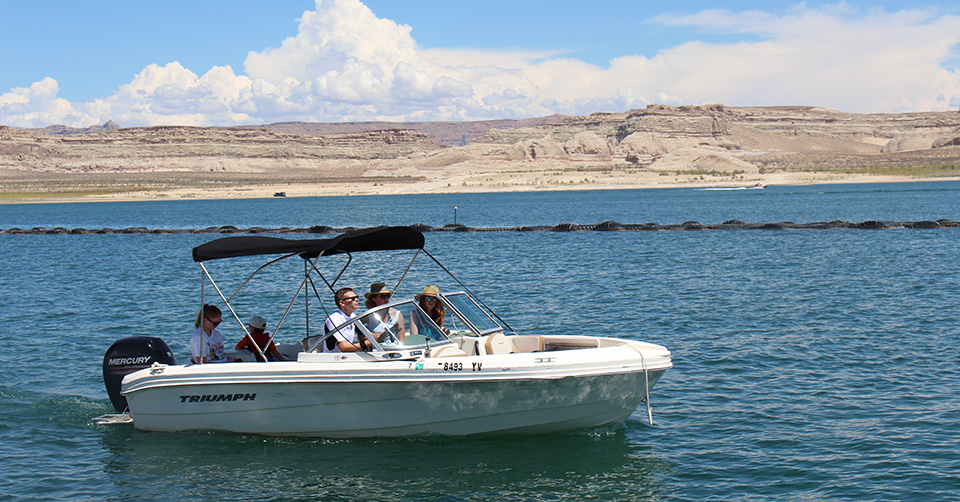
[{"left": 1, "top": 104, "right": 959, "bottom": 202}]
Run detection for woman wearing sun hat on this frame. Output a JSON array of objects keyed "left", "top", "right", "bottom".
[
  {"left": 409, "top": 285, "right": 448, "bottom": 339},
  {"left": 363, "top": 282, "right": 405, "bottom": 341}
]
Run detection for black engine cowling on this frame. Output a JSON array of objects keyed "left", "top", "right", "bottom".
[{"left": 102, "top": 336, "right": 176, "bottom": 412}]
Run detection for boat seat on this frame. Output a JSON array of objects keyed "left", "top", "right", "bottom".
[
  {"left": 430, "top": 345, "right": 469, "bottom": 358},
  {"left": 510, "top": 335, "right": 543, "bottom": 353},
  {"left": 276, "top": 343, "right": 302, "bottom": 360},
  {"left": 484, "top": 333, "right": 512, "bottom": 355},
  {"left": 225, "top": 349, "right": 257, "bottom": 362},
  {"left": 302, "top": 335, "right": 322, "bottom": 352}
]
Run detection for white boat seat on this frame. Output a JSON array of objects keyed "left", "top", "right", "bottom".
[
  {"left": 484, "top": 333, "right": 512, "bottom": 355},
  {"left": 430, "top": 345, "right": 468, "bottom": 358}
]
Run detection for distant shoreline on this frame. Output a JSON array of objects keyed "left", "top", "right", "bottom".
[
  {"left": 3, "top": 172, "right": 957, "bottom": 205},
  {"left": 5, "top": 105, "right": 960, "bottom": 205}
]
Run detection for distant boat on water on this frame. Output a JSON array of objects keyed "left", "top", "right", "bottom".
[{"left": 697, "top": 183, "right": 767, "bottom": 191}]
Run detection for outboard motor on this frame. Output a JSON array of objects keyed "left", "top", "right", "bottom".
[{"left": 102, "top": 336, "right": 176, "bottom": 412}]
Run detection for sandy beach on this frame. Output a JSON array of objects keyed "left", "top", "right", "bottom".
[{"left": 3, "top": 169, "right": 952, "bottom": 205}]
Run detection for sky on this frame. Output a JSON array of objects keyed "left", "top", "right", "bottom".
[{"left": 1, "top": 0, "right": 959, "bottom": 128}]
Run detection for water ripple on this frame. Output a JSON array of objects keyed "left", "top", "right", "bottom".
[{"left": 1, "top": 186, "right": 959, "bottom": 500}]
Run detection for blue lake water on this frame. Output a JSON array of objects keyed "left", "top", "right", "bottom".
[
  {"left": 3, "top": 181, "right": 960, "bottom": 230},
  {"left": 1, "top": 181, "right": 959, "bottom": 501}
]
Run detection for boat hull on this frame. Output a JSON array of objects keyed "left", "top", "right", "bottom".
[{"left": 122, "top": 343, "right": 670, "bottom": 437}]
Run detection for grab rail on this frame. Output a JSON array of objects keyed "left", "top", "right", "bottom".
[{"left": 624, "top": 342, "right": 654, "bottom": 426}]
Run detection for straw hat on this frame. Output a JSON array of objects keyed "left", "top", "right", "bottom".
[
  {"left": 364, "top": 282, "right": 392, "bottom": 299},
  {"left": 415, "top": 284, "right": 440, "bottom": 301}
]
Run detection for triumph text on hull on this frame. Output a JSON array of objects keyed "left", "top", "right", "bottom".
[{"left": 97, "top": 226, "right": 672, "bottom": 437}]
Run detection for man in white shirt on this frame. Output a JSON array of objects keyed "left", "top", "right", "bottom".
[{"left": 323, "top": 287, "right": 375, "bottom": 352}]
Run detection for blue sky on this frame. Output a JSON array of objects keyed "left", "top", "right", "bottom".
[{"left": 2, "top": 0, "right": 959, "bottom": 128}]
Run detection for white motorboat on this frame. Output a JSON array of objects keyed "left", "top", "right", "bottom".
[
  {"left": 697, "top": 183, "right": 767, "bottom": 191},
  {"left": 98, "top": 226, "right": 672, "bottom": 437}
]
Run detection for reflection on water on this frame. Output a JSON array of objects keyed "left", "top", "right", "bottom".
[
  {"left": 96, "top": 424, "right": 666, "bottom": 501},
  {"left": 1, "top": 389, "right": 667, "bottom": 501}
]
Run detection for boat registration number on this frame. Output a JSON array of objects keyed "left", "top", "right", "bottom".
[{"left": 441, "top": 362, "right": 483, "bottom": 371}]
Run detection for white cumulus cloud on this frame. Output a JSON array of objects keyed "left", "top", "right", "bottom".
[
  {"left": 1, "top": 0, "right": 959, "bottom": 128},
  {"left": 0, "top": 78, "right": 87, "bottom": 128}
]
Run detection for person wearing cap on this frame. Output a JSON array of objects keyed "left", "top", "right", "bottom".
[
  {"left": 235, "top": 315, "right": 286, "bottom": 362},
  {"left": 409, "top": 285, "right": 449, "bottom": 339},
  {"left": 322, "top": 287, "right": 375, "bottom": 352},
  {"left": 363, "top": 282, "right": 405, "bottom": 342}
]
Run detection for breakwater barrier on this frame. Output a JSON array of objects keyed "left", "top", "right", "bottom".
[{"left": 3, "top": 219, "right": 959, "bottom": 235}]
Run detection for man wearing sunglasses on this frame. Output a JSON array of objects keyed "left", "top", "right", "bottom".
[{"left": 323, "top": 287, "right": 375, "bottom": 352}]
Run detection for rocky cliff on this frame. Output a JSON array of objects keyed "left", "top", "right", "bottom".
[
  {"left": 474, "top": 104, "right": 960, "bottom": 170},
  {"left": 2, "top": 104, "right": 960, "bottom": 198}
]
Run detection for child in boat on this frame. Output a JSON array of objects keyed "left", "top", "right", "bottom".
[{"left": 235, "top": 315, "right": 286, "bottom": 361}]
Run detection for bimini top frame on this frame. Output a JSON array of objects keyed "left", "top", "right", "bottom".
[
  {"left": 190, "top": 226, "right": 514, "bottom": 362},
  {"left": 192, "top": 226, "right": 425, "bottom": 262},
  {"left": 191, "top": 226, "right": 424, "bottom": 362}
]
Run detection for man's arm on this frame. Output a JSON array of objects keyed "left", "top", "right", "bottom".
[{"left": 336, "top": 338, "right": 373, "bottom": 352}]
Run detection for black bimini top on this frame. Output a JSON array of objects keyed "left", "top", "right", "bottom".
[{"left": 192, "top": 226, "right": 425, "bottom": 262}]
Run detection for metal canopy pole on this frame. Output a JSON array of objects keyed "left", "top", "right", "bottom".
[
  {"left": 304, "top": 259, "right": 309, "bottom": 338},
  {"left": 199, "top": 266, "right": 205, "bottom": 364}
]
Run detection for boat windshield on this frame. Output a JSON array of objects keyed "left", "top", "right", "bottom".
[
  {"left": 441, "top": 292, "right": 503, "bottom": 336},
  {"left": 352, "top": 300, "right": 451, "bottom": 348}
]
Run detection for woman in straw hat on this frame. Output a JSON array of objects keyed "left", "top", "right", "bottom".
[
  {"left": 364, "top": 282, "right": 405, "bottom": 341},
  {"left": 409, "top": 285, "right": 448, "bottom": 339}
]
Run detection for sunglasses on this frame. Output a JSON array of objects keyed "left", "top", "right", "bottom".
[
  {"left": 422, "top": 296, "right": 437, "bottom": 302},
  {"left": 374, "top": 294, "right": 392, "bottom": 300},
  {"left": 206, "top": 318, "right": 222, "bottom": 326},
  {"left": 341, "top": 296, "right": 359, "bottom": 302}
]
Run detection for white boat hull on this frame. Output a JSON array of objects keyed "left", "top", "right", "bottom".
[{"left": 122, "top": 339, "right": 671, "bottom": 437}]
